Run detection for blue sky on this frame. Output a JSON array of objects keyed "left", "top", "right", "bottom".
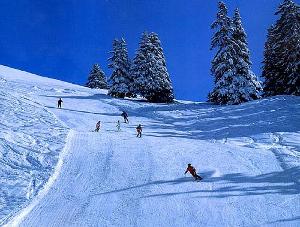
[{"left": 0, "top": 0, "right": 294, "bottom": 101}]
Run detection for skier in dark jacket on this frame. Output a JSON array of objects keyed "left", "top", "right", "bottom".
[
  {"left": 121, "top": 111, "right": 129, "bottom": 123},
  {"left": 116, "top": 120, "right": 121, "bottom": 131},
  {"left": 58, "top": 98, "right": 63, "bottom": 109},
  {"left": 185, "top": 164, "right": 202, "bottom": 180},
  {"left": 136, "top": 124, "right": 142, "bottom": 138},
  {"left": 95, "top": 121, "right": 101, "bottom": 132}
]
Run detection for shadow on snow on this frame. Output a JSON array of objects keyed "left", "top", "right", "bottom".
[
  {"left": 44, "top": 94, "right": 300, "bottom": 141},
  {"left": 45, "top": 105, "right": 119, "bottom": 117},
  {"left": 141, "top": 96, "right": 300, "bottom": 141},
  {"left": 91, "top": 167, "right": 300, "bottom": 199}
]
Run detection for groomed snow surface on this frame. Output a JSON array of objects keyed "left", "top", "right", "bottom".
[{"left": 0, "top": 65, "right": 299, "bottom": 226}]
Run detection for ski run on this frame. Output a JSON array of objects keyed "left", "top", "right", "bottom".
[{"left": 0, "top": 65, "right": 299, "bottom": 226}]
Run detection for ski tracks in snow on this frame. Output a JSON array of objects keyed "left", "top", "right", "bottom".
[
  {"left": 4, "top": 130, "right": 75, "bottom": 227},
  {"left": 17, "top": 130, "right": 156, "bottom": 227}
]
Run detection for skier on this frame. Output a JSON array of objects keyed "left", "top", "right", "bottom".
[
  {"left": 57, "top": 98, "right": 63, "bottom": 109},
  {"left": 184, "top": 164, "right": 202, "bottom": 181},
  {"left": 121, "top": 111, "right": 129, "bottom": 123},
  {"left": 116, "top": 120, "right": 121, "bottom": 131},
  {"left": 136, "top": 124, "right": 142, "bottom": 138},
  {"left": 95, "top": 121, "right": 101, "bottom": 132}
]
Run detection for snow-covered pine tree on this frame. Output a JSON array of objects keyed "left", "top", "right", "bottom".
[
  {"left": 209, "top": 2, "right": 239, "bottom": 104},
  {"left": 85, "top": 64, "right": 108, "bottom": 89},
  {"left": 262, "top": 0, "right": 300, "bottom": 96},
  {"left": 231, "top": 8, "right": 262, "bottom": 102},
  {"left": 209, "top": 3, "right": 261, "bottom": 104},
  {"left": 131, "top": 32, "right": 174, "bottom": 103},
  {"left": 108, "top": 38, "right": 133, "bottom": 98},
  {"left": 262, "top": 26, "right": 282, "bottom": 96}
]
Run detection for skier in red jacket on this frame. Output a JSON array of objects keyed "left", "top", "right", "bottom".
[{"left": 185, "top": 164, "right": 202, "bottom": 180}]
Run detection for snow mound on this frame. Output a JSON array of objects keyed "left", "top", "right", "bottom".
[{"left": 0, "top": 75, "right": 68, "bottom": 224}]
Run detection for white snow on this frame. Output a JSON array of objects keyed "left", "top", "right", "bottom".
[{"left": 0, "top": 65, "right": 299, "bottom": 226}]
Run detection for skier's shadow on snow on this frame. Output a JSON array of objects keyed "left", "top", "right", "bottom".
[
  {"left": 91, "top": 176, "right": 200, "bottom": 197},
  {"left": 143, "top": 167, "right": 300, "bottom": 199},
  {"left": 42, "top": 93, "right": 141, "bottom": 117},
  {"left": 91, "top": 167, "right": 300, "bottom": 199},
  {"left": 45, "top": 105, "right": 119, "bottom": 117},
  {"left": 265, "top": 216, "right": 300, "bottom": 225},
  {"left": 42, "top": 93, "right": 111, "bottom": 100}
]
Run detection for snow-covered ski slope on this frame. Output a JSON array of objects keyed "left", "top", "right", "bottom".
[{"left": 0, "top": 65, "right": 299, "bottom": 226}]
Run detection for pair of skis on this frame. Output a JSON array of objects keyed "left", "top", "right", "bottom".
[{"left": 195, "top": 176, "right": 203, "bottom": 182}]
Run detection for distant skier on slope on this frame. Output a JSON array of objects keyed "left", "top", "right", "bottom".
[
  {"left": 121, "top": 111, "right": 129, "bottom": 123},
  {"left": 95, "top": 121, "right": 101, "bottom": 132},
  {"left": 57, "top": 98, "right": 63, "bottom": 109},
  {"left": 184, "top": 164, "right": 202, "bottom": 181},
  {"left": 116, "top": 120, "right": 121, "bottom": 131},
  {"left": 136, "top": 124, "right": 142, "bottom": 138}
]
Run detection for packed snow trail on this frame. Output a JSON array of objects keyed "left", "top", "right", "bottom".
[
  {"left": 18, "top": 131, "right": 153, "bottom": 226},
  {"left": 1, "top": 65, "right": 299, "bottom": 226}
]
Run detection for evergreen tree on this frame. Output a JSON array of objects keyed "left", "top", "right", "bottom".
[
  {"left": 232, "top": 9, "right": 250, "bottom": 65},
  {"left": 231, "top": 8, "right": 262, "bottom": 102},
  {"left": 209, "top": 2, "right": 261, "bottom": 104},
  {"left": 262, "top": 26, "right": 282, "bottom": 96},
  {"left": 131, "top": 32, "right": 174, "bottom": 103},
  {"left": 108, "top": 38, "right": 133, "bottom": 98},
  {"left": 209, "top": 2, "right": 239, "bottom": 104},
  {"left": 262, "top": 0, "right": 300, "bottom": 96},
  {"left": 85, "top": 64, "right": 108, "bottom": 89}
]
